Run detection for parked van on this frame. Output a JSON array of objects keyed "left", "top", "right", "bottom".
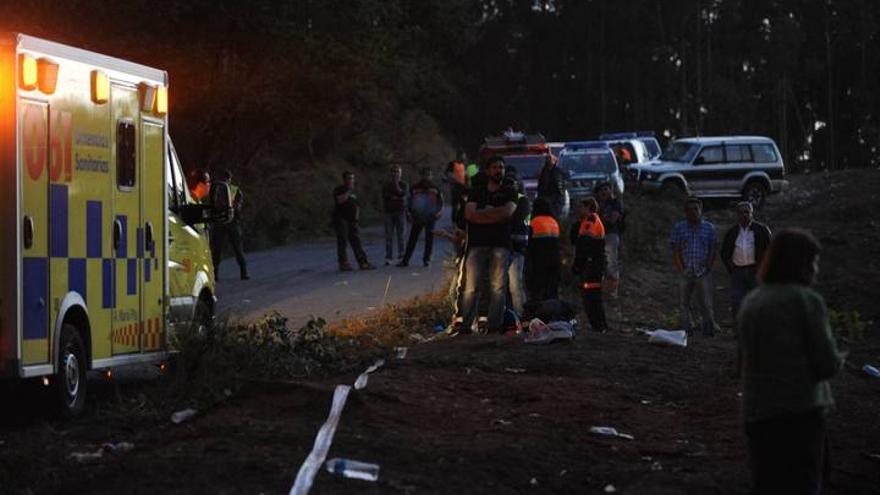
[
  {"left": 630, "top": 136, "right": 788, "bottom": 207},
  {"left": 477, "top": 130, "right": 551, "bottom": 200},
  {"left": 599, "top": 131, "right": 663, "bottom": 160},
  {"left": 0, "top": 34, "right": 217, "bottom": 416},
  {"left": 557, "top": 142, "right": 624, "bottom": 204}
]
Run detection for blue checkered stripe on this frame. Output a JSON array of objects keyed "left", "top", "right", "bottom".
[
  {"left": 669, "top": 219, "right": 717, "bottom": 276},
  {"left": 21, "top": 184, "right": 160, "bottom": 340}
]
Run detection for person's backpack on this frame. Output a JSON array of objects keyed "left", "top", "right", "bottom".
[{"left": 410, "top": 183, "right": 442, "bottom": 223}]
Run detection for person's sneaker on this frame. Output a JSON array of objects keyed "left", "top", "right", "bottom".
[
  {"left": 475, "top": 316, "right": 489, "bottom": 335},
  {"left": 423, "top": 260, "right": 430, "bottom": 267},
  {"left": 240, "top": 274, "right": 250, "bottom": 280},
  {"left": 359, "top": 262, "right": 376, "bottom": 270},
  {"left": 385, "top": 258, "right": 392, "bottom": 266},
  {"left": 339, "top": 262, "right": 354, "bottom": 272},
  {"left": 445, "top": 317, "right": 468, "bottom": 337},
  {"left": 396, "top": 260, "right": 409, "bottom": 267}
]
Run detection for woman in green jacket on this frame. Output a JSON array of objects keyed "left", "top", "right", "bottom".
[{"left": 738, "top": 228, "right": 845, "bottom": 495}]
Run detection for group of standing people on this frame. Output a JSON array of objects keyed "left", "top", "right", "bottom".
[
  {"left": 444, "top": 154, "right": 625, "bottom": 335},
  {"left": 669, "top": 197, "right": 770, "bottom": 336},
  {"left": 193, "top": 158, "right": 843, "bottom": 494},
  {"left": 332, "top": 166, "right": 445, "bottom": 271},
  {"left": 668, "top": 195, "right": 844, "bottom": 494},
  {"left": 188, "top": 168, "right": 250, "bottom": 281}
]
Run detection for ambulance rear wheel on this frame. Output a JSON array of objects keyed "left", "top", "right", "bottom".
[
  {"left": 54, "top": 324, "right": 88, "bottom": 418},
  {"left": 192, "top": 296, "right": 213, "bottom": 336}
]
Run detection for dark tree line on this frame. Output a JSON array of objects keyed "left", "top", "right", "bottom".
[
  {"left": 3, "top": 0, "right": 878, "bottom": 243},
  {"left": 456, "top": 0, "right": 880, "bottom": 170},
  {"left": 5, "top": 0, "right": 878, "bottom": 169}
]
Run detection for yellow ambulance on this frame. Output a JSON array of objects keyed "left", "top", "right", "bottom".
[{"left": 0, "top": 34, "right": 217, "bottom": 416}]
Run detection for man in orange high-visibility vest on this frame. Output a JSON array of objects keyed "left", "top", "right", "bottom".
[{"left": 571, "top": 197, "right": 608, "bottom": 333}]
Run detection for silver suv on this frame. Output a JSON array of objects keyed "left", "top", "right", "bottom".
[{"left": 630, "top": 136, "right": 788, "bottom": 207}]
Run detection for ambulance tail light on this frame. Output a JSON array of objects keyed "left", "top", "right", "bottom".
[
  {"left": 155, "top": 86, "right": 168, "bottom": 115},
  {"left": 37, "top": 58, "right": 59, "bottom": 94},
  {"left": 18, "top": 53, "right": 37, "bottom": 90},
  {"left": 91, "top": 70, "right": 109, "bottom": 104}
]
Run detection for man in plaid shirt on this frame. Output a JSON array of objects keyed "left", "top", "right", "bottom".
[{"left": 669, "top": 197, "right": 721, "bottom": 336}]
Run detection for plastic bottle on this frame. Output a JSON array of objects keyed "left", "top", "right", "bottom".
[
  {"left": 863, "top": 364, "right": 880, "bottom": 378},
  {"left": 324, "top": 457, "right": 380, "bottom": 481},
  {"left": 170, "top": 408, "right": 198, "bottom": 424}
]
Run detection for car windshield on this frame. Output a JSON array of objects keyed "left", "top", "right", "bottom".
[
  {"left": 559, "top": 151, "right": 616, "bottom": 174},
  {"left": 639, "top": 138, "right": 662, "bottom": 159},
  {"left": 503, "top": 155, "right": 546, "bottom": 179},
  {"left": 660, "top": 142, "right": 700, "bottom": 163}
]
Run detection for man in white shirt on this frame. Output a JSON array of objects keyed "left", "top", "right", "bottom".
[{"left": 721, "top": 202, "right": 772, "bottom": 323}]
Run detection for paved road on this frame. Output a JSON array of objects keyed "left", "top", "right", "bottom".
[{"left": 214, "top": 218, "right": 455, "bottom": 327}]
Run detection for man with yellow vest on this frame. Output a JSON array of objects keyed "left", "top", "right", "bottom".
[
  {"left": 210, "top": 169, "right": 249, "bottom": 280},
  {"left": 571, "top": 198, "right": 607, "bottom": 332}
]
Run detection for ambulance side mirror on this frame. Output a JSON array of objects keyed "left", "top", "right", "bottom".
[{"left": 178, "top": 204, "right": 213, "bottom": 226}]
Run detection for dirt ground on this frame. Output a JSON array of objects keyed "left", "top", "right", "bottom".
[{"left": 2, "top": 170, "right": 879, "bottom": 495}]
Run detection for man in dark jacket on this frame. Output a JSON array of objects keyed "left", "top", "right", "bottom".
[
  {"left": 398, "top": 167, "right": 443, "bottom": 267},
  {"left": 333, "top": 171, "right": 375, "bottom": 271},
  {"left": 382, "top": 165, "right": 409, "bottom": 265},
  {"left": 505, "top": 167, "right": 530, "bottom": 316},
  {"left": 536, "top": 155, "right": 567, "bottom": 219},
  {"left": 721, "top": 201, "right": 771, "bottom": 321}
]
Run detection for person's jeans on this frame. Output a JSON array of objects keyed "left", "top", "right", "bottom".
[
  {"left": 384, "top": 212, "right": 405, "bottom": 260},
  {"left": 746, "top": 409, "right": 827, "bottom": 495},
  {"left": 460, "top": 247, "right": 510, "bottom": 332},
  {"left": 730, "top": 265, "right": 758, "bottom": 321},
  {"left": 678, "top": 271, "right": 719, "bottom": 335},
  {"left": 507, "top": 251, "right": 526, "bottom": 316},
  {"left": 335, "top": 218, "right": 368, "bottom": 265},
  {"left": 402, "top": 219, "right": 435, "bottom": 264},
  {"left": 210, "top": 221, "right": 247, "bottom": 278},
  {"left": 604, "top": 233, "right": 621, "bottom": 279}
]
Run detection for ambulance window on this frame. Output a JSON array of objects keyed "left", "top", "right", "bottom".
[
  {"left": 166, "top": 149, "right": 178, "bottom": 209},
  {"left": 116, "top": 121, "right": 136, "bottom": 189},
  {"left": 167, "top": 146, "right": 189, "bottom": 207}
]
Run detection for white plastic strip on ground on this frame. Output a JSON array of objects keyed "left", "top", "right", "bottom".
[
  {"left": 289, "top": 358, "right": 388, "bottom": 495},
  {"left": 289, "top": 385, "right": 351, "bottom": 495},
  {"left": 353, "top": 359, "right": 385, "bottom": 390}
]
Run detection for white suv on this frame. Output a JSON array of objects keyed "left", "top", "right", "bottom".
[{"left": 630, "top": 136, "right": 788, "bottom": 207}]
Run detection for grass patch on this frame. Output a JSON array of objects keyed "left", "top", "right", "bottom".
[
  {"left": 829, "top": 309, "right": 869, "bottom": 343},
  {"left": 153, "top": 289, "right": 453, "bottom": 414},
  {"left": 332, "top": 290, "right": 453, "bottom": 347}
]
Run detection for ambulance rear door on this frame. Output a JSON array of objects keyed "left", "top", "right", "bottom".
[
  {"left": 110, "top": 85, "right": 141, "bottom": 355},
  {"left": 140, "top": 117, "right": 165, "bottom": 351}
]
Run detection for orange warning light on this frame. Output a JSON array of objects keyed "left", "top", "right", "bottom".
[
  {"left": 155, "top": 86, "right": 168, "bottom": 115},
  {"left": 18, "top": 54, "right": 37, "bottom": 90},
  {"left": 91, "top": 70, "right": 109, "bottom": 104},
  {"left": 37, "top": 58, "right": 59, "bottom": 94}
]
